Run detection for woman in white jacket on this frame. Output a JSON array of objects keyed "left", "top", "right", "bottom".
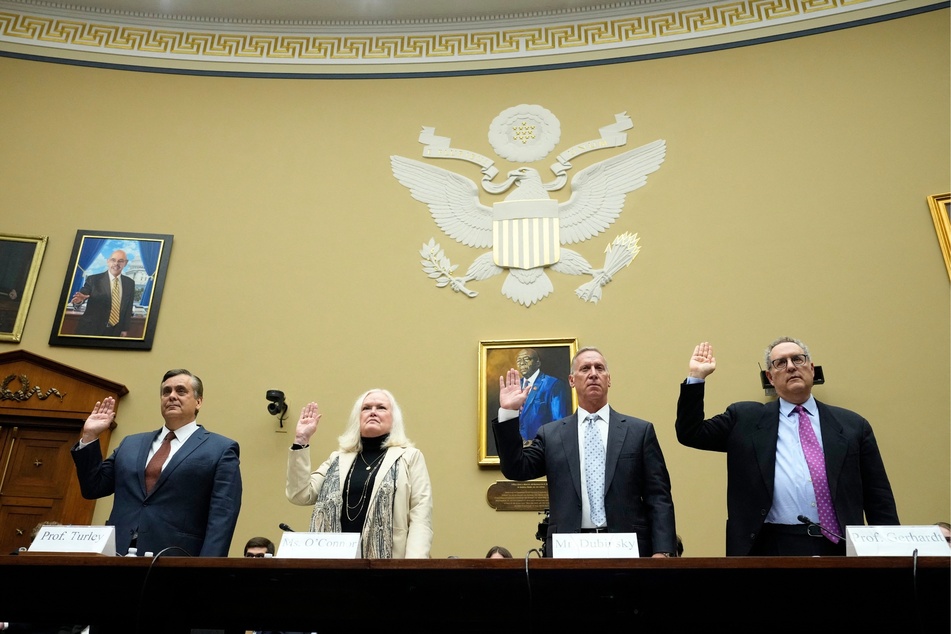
[{"left": 285, "top": 389, "right": 433, "bottom": 558}]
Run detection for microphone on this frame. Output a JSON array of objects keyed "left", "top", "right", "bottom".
[
  {"left": 797, "top": 515, "right": 846, "bottom": 541},
  {"left": 278, "top": 523, "right": 295, "bottom": 532}
]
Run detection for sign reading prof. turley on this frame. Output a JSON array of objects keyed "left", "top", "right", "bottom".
[{"left": 390, "top": 104, "right": 666, "bottom": 306}]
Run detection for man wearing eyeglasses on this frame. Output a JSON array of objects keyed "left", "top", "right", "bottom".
[
  {"left": 70, "top": 249, "right": 136, "bottom": 337},
  {"left": 675, "top": 338, "right": 899, "bottom": 556}
]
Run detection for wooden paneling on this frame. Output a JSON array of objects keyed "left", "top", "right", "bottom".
[{"left": 0, "top": 350, "right": 127, "bottom": 555}]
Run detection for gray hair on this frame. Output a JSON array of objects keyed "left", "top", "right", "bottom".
[
  {"left": 570, "top": 346, "right": 608, "bottom": 373},
  {"left": 764, "top": 337, "right": 811, "bottom": 367},
  {"left": 337, "top": 388, "right": 413, "bottom": 452},
  {"left": 161, "top": 368, "right": 203, "bottom": 399}
]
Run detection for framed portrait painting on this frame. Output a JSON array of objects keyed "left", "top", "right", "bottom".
[
  {"left": 0, "top": 233, "right": 48, "bottom": 343},
  {"left": 478, "top": 337, "right": 578, "bottom": 466},
  {"left": 49, "top": 230, "right": 173, "bottom": 350},
  {"left": 927, "top": 192, "right": 951, "bottom": 280}
]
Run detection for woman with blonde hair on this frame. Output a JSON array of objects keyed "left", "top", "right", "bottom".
[{"left": 285, "top": 389, "right": 433, "bottom": 558}]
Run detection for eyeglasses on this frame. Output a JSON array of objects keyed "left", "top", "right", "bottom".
[
  {"left": 768, "top": 354, "right": 809, "bottom": 371},
  {"left": 244, "top": 552, "right": 268, "bottom": 558}
]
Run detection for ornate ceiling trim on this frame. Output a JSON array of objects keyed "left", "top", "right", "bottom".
[{"left": 0, "top": 0, "right": 939, "bottom": 75}]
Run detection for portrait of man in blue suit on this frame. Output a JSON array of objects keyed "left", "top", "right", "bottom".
[{"left": 515, "top": 348, "right": 571, "bottom": 442}]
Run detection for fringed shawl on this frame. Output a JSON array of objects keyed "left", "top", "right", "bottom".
[{"left": 309, "top": 452, "right": 400, "bottom": 559}]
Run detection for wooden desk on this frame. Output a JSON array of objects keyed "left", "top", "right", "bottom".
[{"left": 1, "top": 555, "right": 947, "bottom": 633}]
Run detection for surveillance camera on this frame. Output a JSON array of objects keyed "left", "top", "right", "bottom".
[{"left": 265, "top": 390, "right": 287, "bottom": 416}]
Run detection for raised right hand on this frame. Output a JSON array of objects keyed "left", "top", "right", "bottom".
[
  {"left": 82, "top": 397, "right": 116, "bottom": 443},
  {"left": 688, "top": 342, "right": 717, "bottom": 379},
  {"left": 295, "top": 401, "right": 321, "bottom": 445},
  {"left": 498, "top": 368, "right": 528, "bottom": 410}
]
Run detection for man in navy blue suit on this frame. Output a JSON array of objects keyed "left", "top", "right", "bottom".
[
  {"left": 515, "top": 348, "right": 571, "bottom": 442},
  {"left": 72, "top": 368, "right": 242, "bottom": 557}
]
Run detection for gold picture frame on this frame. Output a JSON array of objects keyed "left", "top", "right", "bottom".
[
  {"left": 927, "top": 192, "right": 951, "bottom": 280},
  {"left": 478, "top": 337, "right": 578, "bottom": 466},
  {"left": 0, "top": 233, "right": 48, "bottom": 343}
]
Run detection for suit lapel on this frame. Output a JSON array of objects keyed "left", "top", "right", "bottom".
[
  {"left": 557, "top": 413, "right": 583, "bottom": 500},
  {"left": 815, "top": 400, "right": 847, "bottom": 499},
  {"left": 370, "top": 446, "right": 404, "bottom": 501},
  {"left": 523, "top": 374, "right": 543, "bottom": 409},
  {"left": 603, "top": 409, "right": 627, "bottom": 494},
  {"left": 752, "top": 402, "right": 781, "bottom": 500},
  {"left": 137, "top": 432, "right": 157, "bottom": 494},
  {"left": 149, "top": 426, "right": 208, "bottom": 496}
]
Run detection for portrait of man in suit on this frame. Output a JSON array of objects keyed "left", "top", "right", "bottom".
[
  {"left": 71, "top": 368, "right": 242, "bottom": 557},
  {"left": 51, "top": 231, "right": 173, "bottom": 350},
  {"left": 70, "top": 248, "right": 135, "bottom": 337},
  {"left": 515, "top": 348, "right": 571, "bottom": 442}
]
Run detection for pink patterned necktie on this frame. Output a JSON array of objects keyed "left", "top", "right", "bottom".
[{"left": 794, "top": 405, "right": 840, "bottom": 543}]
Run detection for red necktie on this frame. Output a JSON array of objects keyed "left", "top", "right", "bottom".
[
  {"left": 144, "top": 431, "right": 175, "bottom": 494},
  {"left": 795, "top": 405, "right": 840, "bottom": 543}
]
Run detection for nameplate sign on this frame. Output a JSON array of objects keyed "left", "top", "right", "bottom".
[
  {"left": 551, "top": 533, "right": 639, "bottom": 558},
  {"left": 846, "top": 525, "right": 951, "bottom": 557},
  {"left": 28, "top": 525, "right": 116, "bottom": 556},
  {"left": 276, "top": 532, "right": 360, "bottom": 559}
]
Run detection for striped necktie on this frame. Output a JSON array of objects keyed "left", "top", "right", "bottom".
[{"left": 108, "top": 277, "right": 121, "bottom": 327}]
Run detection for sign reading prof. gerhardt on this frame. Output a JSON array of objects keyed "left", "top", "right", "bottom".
[{"left": 846, "top": 525, "right": 951, "bottom": 557}]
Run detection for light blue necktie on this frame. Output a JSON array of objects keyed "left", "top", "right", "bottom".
[{"left": 584, "top": 415, "right": 606, "bottom": 526}]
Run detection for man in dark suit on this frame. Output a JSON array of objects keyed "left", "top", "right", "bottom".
[
  {"left": 676, "top": 339, "right": 899, "bottom": 556},
  {"left": 70, "top": 249, "right": 135, "bottom": 337},
  {"left": 515, "top": 348, "right": 571, "bottom": 441},
  {"left": 494, "top": 346, "right": 677, "bottom": 557},
  {"left": 72, "top": 368, "right": 242, "bottom": 557}
]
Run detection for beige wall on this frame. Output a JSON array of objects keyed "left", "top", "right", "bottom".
[{"left": 1, "top": 9, "right": 947, "bottom": 557}]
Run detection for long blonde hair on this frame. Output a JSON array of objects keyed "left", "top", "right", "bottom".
[{"left": 337, "top": 388, "right": 413, "bottom": 452}]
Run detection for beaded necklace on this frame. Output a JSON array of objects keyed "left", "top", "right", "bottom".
[{"left": 344, "top": 450, "right": 387, "bottom": 521}]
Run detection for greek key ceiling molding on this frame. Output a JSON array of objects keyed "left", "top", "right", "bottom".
[{"left": 0, "top": 0, "right": 932, "bottom": 74}]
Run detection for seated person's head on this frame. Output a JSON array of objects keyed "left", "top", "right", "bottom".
[
  {"left": 936, "top": 522, "right": 951, "bottom": 544},
  {"left": 485, "top": 545, "right": 513, "bottom": 558},
  {"left": 244, "top": 536, "right": 275, "bottom": 558}
]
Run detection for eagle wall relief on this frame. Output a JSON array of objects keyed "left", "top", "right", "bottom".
[{"left": 390, "top": 104, "right": 666, "bottom": 307}]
